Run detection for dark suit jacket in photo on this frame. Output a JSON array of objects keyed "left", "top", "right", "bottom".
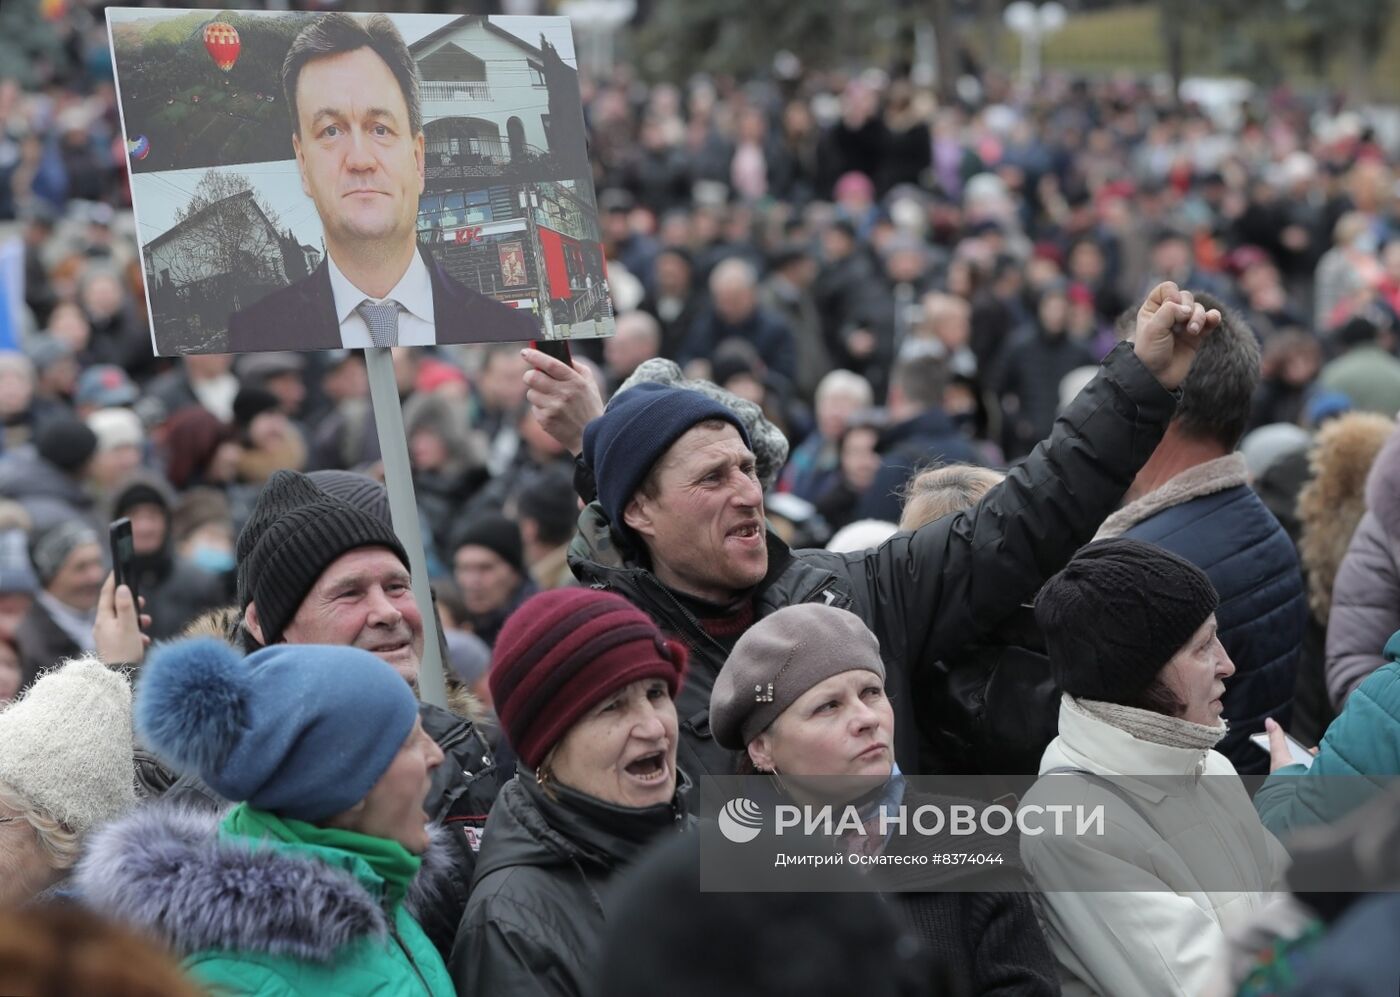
[{"left": 225, "top": 249, "right": 540, "bottom": 353}]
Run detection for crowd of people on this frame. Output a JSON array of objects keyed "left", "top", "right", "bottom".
[{"left": 5, "top": 1, "right": 1400, "bottom": 994}]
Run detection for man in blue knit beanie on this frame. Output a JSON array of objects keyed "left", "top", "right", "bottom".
[{"left": 521, "top": 282, "right": 1222, "bottom": 787}]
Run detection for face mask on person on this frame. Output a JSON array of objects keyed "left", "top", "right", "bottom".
[{"left": 189, "top": 545, "right": 235, "bottom": 574}]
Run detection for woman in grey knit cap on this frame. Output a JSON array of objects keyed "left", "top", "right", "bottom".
[{"left": 709, "top": 603, "right": 1058, "bottom": 996}]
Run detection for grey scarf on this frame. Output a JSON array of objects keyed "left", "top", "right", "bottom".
[{"left": 1071, "top": 696, "right": 1227, "bottom": 751}]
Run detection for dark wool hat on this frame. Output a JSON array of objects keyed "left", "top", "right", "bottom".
[
  {"left": 1034, "top": 538, "right": 1219, "bottom": 705},
  {"left": 232, "top": 387, "right": 281, "bottom": 429},
  {"left": 112, "top": 475, "right": 174, "bottom": 519},
  {"left": 582, "top": 382, "right": 750, "bottom": 536},
  {"left": 597, "top": 833, "right": 926, "bottom": 997},
  {"left": 452, "top": 512, "right": 526, "bottom": 575},
  {"left": 308, "top": 470, "right": 392, "bottom": 527},
  {"left": 136, "top": 639, "right": 418, "bottom": 822},
  {"left": 36, "top": 419, "right": 97, "bottom": 473},
  {"left": 489, "top": 588, "right": 687, "bottom": 769},
  {"left": 236, "top": 470, "right": 409, "bottom": 645}
]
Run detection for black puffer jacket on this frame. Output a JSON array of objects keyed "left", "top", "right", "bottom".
[
  {"left": 570, "top": 343, "right": 1177, "bottom": 781},
  {"left": 451, "top": 771, "right": 690, "bottom": 997}
]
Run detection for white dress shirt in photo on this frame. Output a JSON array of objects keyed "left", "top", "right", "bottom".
[{"left": 326, "top": 248, "right": 437, "bottom": 348}]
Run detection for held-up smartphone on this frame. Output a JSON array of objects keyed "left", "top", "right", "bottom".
[
  {"left": 531, "top": 338, "right": 572, "bottom": 366},
  {"left": 1249, "top": 729, "right": 1315, "bottom": 769},
  {"left": 109, "top": 517, "right": 139, "bottom": 611}
]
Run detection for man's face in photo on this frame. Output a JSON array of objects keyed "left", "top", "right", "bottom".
[{"left": 292, "top": 45, "right": 425, "bottom": 253}]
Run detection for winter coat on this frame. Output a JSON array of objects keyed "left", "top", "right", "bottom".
[
  {"left": 1297, "top": 412, "right": 1394, "bottom": 738},
  {"left": 0, "top": 447, "right": 94, "bottom": 533},
  {"left": 1254, "top": 658, "right": 1400, "bottom": 838},
  {"left": 913, "top": 605, "right": 1059, "bottom": 775},
  {"left": 76, "top": 805, "right": 455, "bottom": 997},
  {"left": 451, "top": 772, "right": 690, "bottom": 997},
  {"left": 996, "top": 328, "right": 1096, "bottom": 458},
  {"left": 1326, "top": 421, "right": 1400, "bottom": 707},
  {"left": 1023, "top": 696, "right": 1290, "bottom": 997},
  {"left": 878, "top": 791, "right": 1061, "bottom": 995},
  {"left": 814, "top": 250, "right": 892, "bottom": 394},
  {"left": 570, "top": 342, "right": 1178, "bottom": 784},
  {"left": 15, "top": 600, "right": 82, "bottom": 692},
  {"left": 678, "top": 305, "right": 798, "bottom": 383},
  {"left": 1097, "top": 454, "right": 1307, "bottom": 775},
  {"left": 855, "top": 407, "right": 983, "bottom": 524},
  {"left": 1280, "top": 893, "right": 1400, "bottom": 997}
]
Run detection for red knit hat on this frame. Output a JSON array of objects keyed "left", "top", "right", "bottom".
[{"left": 489, "top": 589, "right": 688, "bottom": 769}]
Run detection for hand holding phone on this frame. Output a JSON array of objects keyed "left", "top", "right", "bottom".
[
  {"left": 109, "top": 517, "right": 139, "bottom": 610},
  {"left": 1250, "top": 726, "right": 1315, "bottom": 770}
]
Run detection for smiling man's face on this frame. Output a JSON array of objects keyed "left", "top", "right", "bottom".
[
  {"left": 292, "top": 46, "right": 424, "bottom": 256},
  {"left": 276, "top": 546, "right": 424, "bottom": 687}
]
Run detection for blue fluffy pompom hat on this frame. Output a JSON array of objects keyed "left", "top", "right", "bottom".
[{"left": 136, "top": 638, "right": 419, "bottom": 822}]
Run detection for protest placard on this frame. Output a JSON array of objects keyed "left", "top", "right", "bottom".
[{"left": 108, "top": 9, "right": 613, "bottom": 356}]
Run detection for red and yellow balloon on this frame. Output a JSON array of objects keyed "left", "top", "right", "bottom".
[{"left": 203, "top": 22, "right": 241, "bottom": 73}]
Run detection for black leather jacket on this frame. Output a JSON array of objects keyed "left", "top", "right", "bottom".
[{"left": 451, "top": 770, "right": 691, "bottom": 997}]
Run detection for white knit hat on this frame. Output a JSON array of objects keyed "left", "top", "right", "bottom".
[
  {"left": 0, "top": 656, "right": 135, "bottom": 834},
  {"left": 85, "top": 407, "right": 144, "bottom": 453}
]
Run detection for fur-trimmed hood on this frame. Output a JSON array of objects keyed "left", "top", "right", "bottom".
[
  {"left": 1299, "top": 413, "right": 1395, "bottom": 622},
  {"left": 1096, "top": 453, "right": 1249, "bottom": 539},
  {"left": 76, "top": 804, "right": 455, "bottom": 964}
]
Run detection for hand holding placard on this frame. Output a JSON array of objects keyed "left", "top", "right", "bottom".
[{"left": 522, "top": 346, "right": 604, "bottom": 457}]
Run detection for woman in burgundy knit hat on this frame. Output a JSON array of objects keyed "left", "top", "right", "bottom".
[{"left": 449, "top": 587, "right": 690, "bottom": 997}]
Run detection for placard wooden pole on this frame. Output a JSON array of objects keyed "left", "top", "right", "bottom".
[{"left": 364, "top": 346, "right": 447, "bottom": 709}]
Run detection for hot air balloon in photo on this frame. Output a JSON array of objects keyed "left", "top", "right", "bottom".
[
  {"left": 203, "top": 21, "right": 240, "bottom": 73},
  {"left": 126, "top": 135, "right": 151, "bottom": 161}
]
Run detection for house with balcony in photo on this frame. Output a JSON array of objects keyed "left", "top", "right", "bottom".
[
  {"left": 411, "top": 16, "right": 589, "bottom": 187},
  {"left": 417, "top": 179, "right": 610, "bottom": 337}
]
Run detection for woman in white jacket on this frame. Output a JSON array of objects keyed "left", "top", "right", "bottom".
[{"left": 1021, "top": 538, "right": 1291, "bottom": 997}]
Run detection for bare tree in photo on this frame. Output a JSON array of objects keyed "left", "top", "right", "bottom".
[{"left": 164, "top": 170, "right": 291, "bottom": 291}]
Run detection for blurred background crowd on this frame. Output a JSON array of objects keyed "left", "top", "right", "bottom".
[{"left": 2, "top": 0, "right": 1400, "bottom": 739}]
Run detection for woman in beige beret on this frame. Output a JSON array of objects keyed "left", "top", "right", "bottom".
[{"left": 710, "top": 602, "right": 1058, "bottom": 996}]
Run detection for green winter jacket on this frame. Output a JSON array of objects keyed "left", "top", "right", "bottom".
[
  {"left": 1254, "top": 640, "right": 1400, "bottom": 837},
  {"left": 76, "top": 804, "right": 455, "bottom": 997}
]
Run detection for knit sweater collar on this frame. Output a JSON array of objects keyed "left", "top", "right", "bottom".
[
  {"left": 667, "top": 586, "right": 756, "bottom": 642},
  {"left": 1071, "top": 696, "right": 1227, "bottom": 751}
]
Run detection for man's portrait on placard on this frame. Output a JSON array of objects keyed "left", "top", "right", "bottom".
[{"left": 108, "top": 9, "right": 612, "bottom": 356}]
